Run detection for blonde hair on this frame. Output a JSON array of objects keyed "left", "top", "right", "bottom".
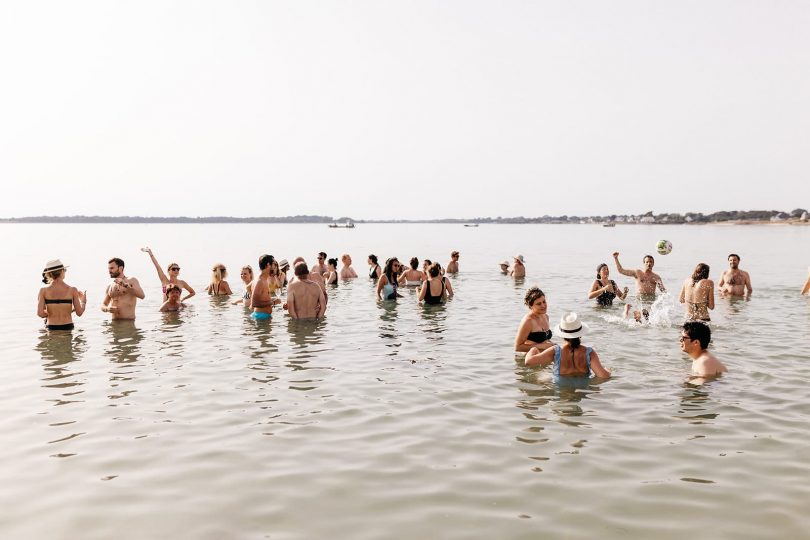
[
  {"left": 42, "top": 268, "right": 64, "bottom": 284},
  {"left": 212, "top": 264, "right": 227, "bottom": 282}
]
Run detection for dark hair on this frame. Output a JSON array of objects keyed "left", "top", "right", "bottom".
[
  {"left": 294, "top": 262, "right": 309, "bottom": 277},
  {"left": 643, "top": 255, "right": 655, "bottom": 264},
  {"left": 383, "top": 257, "right": 399, "bottom": 283},
  {"left": 423, "top": 259, "right": 432, "bottom": 267},
  {"left": 368, "top": 254, "right": 378, "bottom": 264},
  {"left": 109, "top": 257, "right": 125, "bottom": 268},
  {"left": 410, "top": 257, "right": 419, "bottom": 270},
  {"left": 319, "top": 251, "right": 327, "bottom": 259},
  {"left": 683, "top": 321, "right": 711, "bottom": 349},
  {"left": 691, "top": 263, "right": 710, "bottom": 284},
  {"left": 328, "top": 257, "right": 338, "bottom": 268},
  {"left": 524, "top": 287, "right": 545, "bottom": 307},
  {"left": 728, "top": 253, "right": 740, "bottom": 261},
  {"left": 259, "top": 254, "right": 274, "bottom": 271},
  {"left": 596, "top": 263, "right": 608, "bottom": 279},
  {"left": 564, "top": 337, "right": 581, "bottom": 349},
  {"left": 428, "top": 263, "right": 441, "bottom": 278},
  {"left": 451, "top": 251, "right": 459, "bottom": 257},
  {"left": 165, "top": 283, "right": 181, "bottom": 295}
]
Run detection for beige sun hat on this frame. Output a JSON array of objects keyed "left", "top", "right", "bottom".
[
  {"left": 514, "top": 255, "right": 525, "bottom": 263},
  {"left": 555, "top": 312, "right": 589, "bottom": 339},
  {"left": 42, "top": 259, "right": 68, "bottom": 274}
]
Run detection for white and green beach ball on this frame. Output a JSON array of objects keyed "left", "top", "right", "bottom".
[{"left": 656, "top": 240, "right": 673, "bottom": 255}]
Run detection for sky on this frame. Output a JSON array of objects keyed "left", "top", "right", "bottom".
[{"left": 1, "top": 1, "right": 808, "bottom": 220}]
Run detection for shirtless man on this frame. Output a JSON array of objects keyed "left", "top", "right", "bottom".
[
  {"left": 718, "top": 253, "right": 752, "bottom": 297},
  {"left": 102, "top": 257, "right": 145, "bottom": 320},
  {"left": 286, "top": 262, "right": 326, "bottom": 319},
  {"left": 291, "top": 256, "right": 328, "bottom": 306},
  {"left": 446, "top": 251, "right": 460, "bottom": 274},
  {"left": 613, "top": 252, "right": 666, "bottom": 299},
  {"left": 680, "top": 321, "right": 727, "bottom": 378},
  {"left": 313, "top": 252, "right": 328, "bottom": 276},
  {"left": 510, "top": 255, "right": 526, "bottom": 278},
  {"left": 250, "top": 254, "right": 280, "bottom": 320}
]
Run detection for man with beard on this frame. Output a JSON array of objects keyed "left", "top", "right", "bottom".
[
  {"left": 102, "top": 257, "right": 145, "bottom": 320},
  {"left": 718, "top": 253, "right": 752, "bottom": 297}
]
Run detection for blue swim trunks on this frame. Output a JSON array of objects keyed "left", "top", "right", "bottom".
[{"left": 251, "top": 311, "right": 272, "bottom": 320}]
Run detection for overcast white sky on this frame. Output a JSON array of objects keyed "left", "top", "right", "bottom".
[{"left": 1, "top": 1, "right": 808, "bottom": 219}]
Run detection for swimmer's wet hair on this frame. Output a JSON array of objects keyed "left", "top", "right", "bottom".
[
  {"left": 691, "top": 263, "right": 710, "bottom": 284},
  {"left": 524, "top": 287, "right": 545, "bottom": 307},
  {"left": 728, "top": 253, "right": 740, "bottom": 261},
  {"left": 683, "top": 321, "right": 711, "bottom": 349}
]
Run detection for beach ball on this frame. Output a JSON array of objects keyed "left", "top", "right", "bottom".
[{"left": 656, "top": 240, "right": 673, "bottom": 255}]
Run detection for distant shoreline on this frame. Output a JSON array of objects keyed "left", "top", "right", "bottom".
[{"left": 0, "top": 211, "right": 807, "bottom": 225}]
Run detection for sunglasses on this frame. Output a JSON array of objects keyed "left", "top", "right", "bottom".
[
  {"left": 679, "top": 335, "right": 692, "bottom": 342},
  {"left": 170, "top": 267, "right": 180, "bottom": 271}
]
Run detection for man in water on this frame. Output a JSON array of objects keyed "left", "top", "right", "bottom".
[
  {"left": 718, "top": 253, "right": 752, "bottom": 297},
  {"left": 250, "top": 254, "right": 280, "bottom": 320},
  {"left": 446, "top": 251, "right": 460, "bottom": 273},
  {"left": 102, "top": 257, "right": 145, "bottom": 320},
  {"left": 680, "top": 321, "right": 727, "bottom": 377},
  {"left": 613, "top": 252, "right": 665, "bottom": 299},
  {"left": 313, "top": 252, "right": 328, "bottom": 276},
  {"left": 286, "top": 262, "right": 326, "bottom": 319},
  {"left": 499, "top": 260, "right": 510, "bottom": 275}
]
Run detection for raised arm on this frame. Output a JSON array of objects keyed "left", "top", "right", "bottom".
[
  {"left": 717, "top": 270, "right": 727, "bottom": 289},
  {"left": 145, "top": 249, "right": 169, "bottom": 284},
  {"left": 656, "top": 274, "right": 667, "bottom": 293},
  {"left": 525, "top": 346, "right": 555, "bottom": 367},
  {"left": 802, "top": 273, "right": 810, "bottom": 296},
  {"left": 613, "top": 252, "right": 636, "bottom": 277},
  {"left": 101, "top": 289, "right": 114, "bottom": 313}
]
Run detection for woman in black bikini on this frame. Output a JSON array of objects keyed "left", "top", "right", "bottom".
[
  {"left": 514, "top": 287, "right": 554, "bottom": 353},
  {"left": 37, "top": 259, "right": 86, "bottom": 330},
  {"left": 207, "top": 264, "right": 233, "bottom": 296},
  {"left": 368, "top": 254, "right": 382, "bottom": 280},
  {"left": 419, "top": 263, "right": 454, "bottom": 305},
  {"left": 588, "top": 263, "right": 628, "bottom": 306},
  {"left": 325, "top": 258, "right": 339, "bottom": 286}
]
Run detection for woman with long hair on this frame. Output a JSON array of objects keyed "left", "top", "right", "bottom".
[
  {"left": 525, "top": 312, "right": 611, "bottom": 383},
  {"left": 232, "top": 265, "right": 254, "bottom": 305},
  {"left": 418, "top": 262, "right": 454, "bottom": 304},
  {"left": 207, "top": 264, "right": 233, "bottom": 296},
  {"left": 399, "top": 257, "right": 425, "bottom": 286},
  {"left": 679, "top": 263, "right": 715, "bottom": 321},
  {"left": 588, "top": 262, "right": 628, "bottom": 306},
  {"left": 325, "top": 258, "right": 339, "bottom": 286},
  {"left": 368, "top": 254, "right": 382, "bottom": 280},
  {"left": 376, "top": 257, "right": 402, "bottom": 301},
  {"left": 37, "top": 259, "right": 86, "bottom": 331}
]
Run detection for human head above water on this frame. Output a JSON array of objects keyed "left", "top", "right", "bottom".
[
  {"left": 165, "top": 283, "right": 181, "bottom": 298},
  {"left": 259, "top": 254, "right": 275, "bottom": 271},
  {"left": 294, "top": 262, "right": 309, "bottom": 277},
  {"left": 410, "top": 257, "right": 419, "bottom": 270},
  {"left": 328, "top": 257, "right": 338, "bottom": 269},
  {"left": 643, "top": 255, "right": 655, "bottom": 265},
  {"left": 211, "top": 264, "right": 227, "bottom": 281},
  {"left": 368, "top": 254, "right": 378, "bottom": 265},
  {"left": 596, "top": 262, "right": 609, "bottom": 279},
  {"left": 682, "top": 321, "right": 711, "bottom": 350},
  {"left": 691, "top": 263, "right": 710, "bottom": 284},
  {"left": 108, "top": 257, "right": 125, "bottom": 278},
  {"left": 524, "top": 287, "right": 545, "bottom": 307},
  {"left": 428, "top": 263, "right": 441, "bottom": 278}
]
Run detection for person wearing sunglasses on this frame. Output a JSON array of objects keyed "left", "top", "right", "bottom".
[
  {"left": 376, "top": 257, "right": 403, "bottom": 301},
  {"left": 680, "top": 321, "right": 727, "bottom": 378},
  {"left": 313, "top": 252, "right": 328, "bottom": 276},
  {"left": 143, "top": 247, "right": 195, "bottom": 302},
  {"left": 446, "top": 251, "right": 460, "bottom": 274}
]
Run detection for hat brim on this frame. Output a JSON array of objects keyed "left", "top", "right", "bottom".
[
  {"left": 555, "top": 321, "right": 589, "bottom": 339},
  {"left": 42, "top": 265, "right": 68, "bottom": 274}
]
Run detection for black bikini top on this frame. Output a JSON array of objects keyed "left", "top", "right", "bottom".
[{"left": 527, "top": 329, "right": 552, "bottom": 343}]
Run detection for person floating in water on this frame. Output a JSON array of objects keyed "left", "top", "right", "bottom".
[
  {"left": 588, "top": 262, "right": 629, "bottom": 306},
  {"left": 524, "top": 312, "right": 611, "bottom": 381},
  {"left": 718, "top": 253, "right": 752, "bottom": 298},
  {"left": 679, "top": 263, "right": 715, "bottom": 321},
  {"left": 160, "top": 284, "right": 186, "bottom": 312},
  {"left": 102, "top": 257, "right": 145, "bottom": 320},
  {"left": 613, "top": 252, "right": 665, "bottom": 299},
  {"left": 680, "top": 321, "right": 727, "bottom": 377}
]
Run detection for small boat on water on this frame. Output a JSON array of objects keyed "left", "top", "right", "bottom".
[
  {"left": 329, "top": 220, "right": 355, "bottom": 229},
  {"left": 602, "top": 222, "right": 616, "bottom": 228},
  {"left": 464, "top": 224, "right": 479, "bottom": 227}
]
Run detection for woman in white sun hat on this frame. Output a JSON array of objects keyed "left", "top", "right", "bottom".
[
  {"left": 37, "top": 259, "right": 86, "bottom": 331},
  {"left": 511, "top": 255, "right": 526, "bottom": 278},
  {"left": 525, "top": 312, "right": 611, "bottom": 381}
]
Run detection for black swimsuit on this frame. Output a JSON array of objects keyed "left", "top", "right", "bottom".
[
  {"left": 423, "top": 278, "right": 446, "bottom": 305},
  {"left": 527, "top": 329, "right": 552, "bottom": 343},
  {"left": 596, "top": 279, "right": 618, "bottom": 306},
  {"left": 44, "top": 298, "right": 74, "bottom": 330},
  {"left": 369, "top": 266, "right": 379, "bottom": 279}
]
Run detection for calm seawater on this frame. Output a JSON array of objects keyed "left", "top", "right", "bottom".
[{"left": 3, "top": 223, "right": 810, "bottom": 539}]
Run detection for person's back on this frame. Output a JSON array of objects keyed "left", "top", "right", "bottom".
[
  {"left": 287, "top": 263, "right": 326, "bottom": 319},
  {"left": 693, "top": 351, "right": 727, "bottom": 376},
  {"left": 680, "top": 264, "right": 714, "bottom": 321}
]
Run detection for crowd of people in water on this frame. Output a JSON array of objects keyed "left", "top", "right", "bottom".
[{"left": 37, "top": 247, "right": 806, "bottom": 383}]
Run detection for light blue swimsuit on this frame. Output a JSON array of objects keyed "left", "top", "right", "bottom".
[{"left": 552, "top": 345, "right": 592, "bottom": 387}]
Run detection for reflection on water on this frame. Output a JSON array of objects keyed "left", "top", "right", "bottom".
[
  {"left": 103, "top": 321, "right": 145, "bottom": 402},
  {"left": 35, "top": 330, "right": 88, "bottom": 405},
  {"left": 377, "top": 301, "right": 401, "bottom": 355},
  {"left": 676, "top": 380, "right": 720, "bottom": 424}
]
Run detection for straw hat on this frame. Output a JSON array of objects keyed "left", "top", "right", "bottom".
[
  {"left": 278, "top": 258, "right": 290, "bottom": 271},
  {"left": 42, "top": 259, "right": 67, "bottom": 274},
  {"left": 514, "top": 255, "right": 525, "bottom": 263},
  {"left": 555, "top": 312, "right": 589, "bottom": 339}
]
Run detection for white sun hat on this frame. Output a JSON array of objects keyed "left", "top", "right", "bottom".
[
  {"left": 514, "top": 254, "right": 525, "bottom": 263},
  {"left": 42, "top": 259, "right": 68, "bottom": 274},
  {"left": 555, "top": 311, "right": 589, "bottom": 339}
]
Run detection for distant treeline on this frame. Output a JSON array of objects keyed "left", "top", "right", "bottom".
[{"left": 0, "top": 209, "right": 806, "bottom": 224}]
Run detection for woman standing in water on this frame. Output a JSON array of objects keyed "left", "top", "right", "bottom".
[
  {"left": 368, "top": 254, "right": 382, "bottom": 280},
  {"left": 325, "top": 258, "right": 339, "bottom": 285},
  {"left": 514, "top": 287, "right": 554, "bottom": 353},
  {"left": 399, "top": 257, "right": 425, "bottom": 286},
  {"left": 524, "top": 312, "right": 611, "bottom": 381},
  {"left": 679, "top": 263, "right": 715, "bottom": 321},
  {"left": 418, "top": 263, "right": 453, "bottom": 304},
  {"left": 37, "top": 259, "right": 86, "bottom": 330},
  {"left": 207, "top": 264, "right": 233, "bottom": 296},
  {"left": 232, "top": 265, "right": 254, "bottom": 305},
  {"left": 588, "top": 262, "right": 628, "bottom": 306},
  {"left": 376, "top": 257, "right": 402, "bottom": 301},
  {"left": 143, "top": 247, "right": 195, "bottom": 301}
]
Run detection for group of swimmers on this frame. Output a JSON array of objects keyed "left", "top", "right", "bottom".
[
  {"left": 36, "top": 248, "right": 808, "bottom": 383},
  {"left": 36, "top": 250, "right": 463, "bottom": 328}
]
